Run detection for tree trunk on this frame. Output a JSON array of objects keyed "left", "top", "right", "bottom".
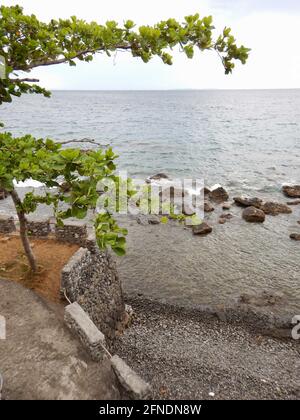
[{"left": 10, "top": 189, "right": 38, "bottom": 272}]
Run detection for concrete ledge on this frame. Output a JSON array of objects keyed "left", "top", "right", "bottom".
[
  {"left": 111, "top": 355, "right": 152, "bottom": 400},
  {"left": 64, "top": 302, "right": 106, "bottom": 362}
]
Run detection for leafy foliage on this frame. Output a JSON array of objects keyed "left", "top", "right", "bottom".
[{"left": 0, "top": 5, "right": 250, "bottom": 104}]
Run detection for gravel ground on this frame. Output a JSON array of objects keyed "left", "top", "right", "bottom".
[{"left": 115, "top": 297, "right": 300, "bottom": 400}]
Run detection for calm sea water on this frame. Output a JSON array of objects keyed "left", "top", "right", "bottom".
[{"left": 1, "top": 89, "right": 300, "bottom": 197}]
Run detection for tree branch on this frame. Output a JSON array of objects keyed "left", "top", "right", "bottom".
[
  {"left": 9, "top": 77, "right": 40, "bottom": 83},
  {"left": 14, "top": 44, "right": 132, "bottom": 71},
  {"left": 59, "top": 138, "right": 109, "bottom": 148}
]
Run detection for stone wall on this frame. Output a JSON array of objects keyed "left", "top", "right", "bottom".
[
  {"left": 61, "top": 238, "right": 125, "bottom": 345},
  {"left": 55, "top": 221, "right": 88, "bottom": 245},
  {"left": 27, "top": 219, "right": 51, "bottom": 238}
]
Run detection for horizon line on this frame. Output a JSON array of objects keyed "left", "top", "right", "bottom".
[{"left": 50, "top": 87, "right": 300, "bottom": 92}]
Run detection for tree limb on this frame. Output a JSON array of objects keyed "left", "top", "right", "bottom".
[
  {"left": 9, "top": 77, "right": 40, "bottom": 83},
  {"left": 59, "top": 138, "right": 109, "bottom": 147},
  {"left": 14, "top": 45, "right": 132, "bottom": 71}
]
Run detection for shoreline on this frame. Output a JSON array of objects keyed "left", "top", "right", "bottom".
[{"left": 116, "top": 294, "right": 300, "bottom": 400}]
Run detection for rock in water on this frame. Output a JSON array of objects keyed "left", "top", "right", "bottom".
[
  {"left": 149, "top": 173, "right": 170, "bottom": 181},
  {"left": 221, "top": 213, "right": 233, "bottom": 220},
  {"left": 233, "top": 196, "right": 263, "bottom": 208},
  {"left": 148, "top": 215, "right": 160, "bottom": 225},
  {"left": 160, "top": 186, "right": 187, "bottom": 201},
  {"left": 242, "top": 206, "right": 265, "bottom": 223},
  {"left": 204, "top": 201, "right": 214, "bottom": 213},
  {"left": 287, "top": 200, "right": 300, "bottom": 205},
  {"left": 261, "top": 202, "right": 292, "bottom": 216},
  {"left": 182, "top": 204, "right": 195, "bottom": 216},
  {"left": 203, "top": 187, "right": 211, "bottom": 196},
  {"left": 282, "top": 185, "right": 300, "bottom": 198},
  {"left": 290, "top": 233, "right": 300, "bottom": 241},
  {"left": 209, "top": 187, "right": 229, "bottom": 203},
  {"left": 192, "top": 222, "right": 213, "bottom": 235},
  {"left": 222, "top": 202, "right": 231, "bottom": 210},
  {"left": 0, "top": 189, "right": 8, "bottom": 200}
]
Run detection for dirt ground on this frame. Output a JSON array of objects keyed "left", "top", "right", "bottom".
[{"left": 0, "top": 234, "right": 79, "bottom": 302}]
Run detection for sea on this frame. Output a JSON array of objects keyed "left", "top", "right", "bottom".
[{"left": 1, "top": 89, "right": 300, "bottom": 197}]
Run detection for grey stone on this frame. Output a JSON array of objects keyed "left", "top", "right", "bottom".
[
  {"left": 65, "top": 302, "right": 106, "bottom": 362},
  {"left": 111, "top": 355, "right": 152, "bottom": 400}
]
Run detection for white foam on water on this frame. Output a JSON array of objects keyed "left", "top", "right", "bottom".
[{"left": 13, "top": 179, "right": 44, "bottom": 188}]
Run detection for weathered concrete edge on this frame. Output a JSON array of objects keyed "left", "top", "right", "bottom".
[
  {"left": 64, "top": 302, "right": 107, "bottom": 362},
  {"left": 64, "top": 302, "right": 152, "bottom": 400},
  {"left": 111, "top": 355, "right": 152, "bottom": 400}
]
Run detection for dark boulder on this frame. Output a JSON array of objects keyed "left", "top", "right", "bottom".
[
  {"left": 192, "top": 222, "right": 213, "bottom": 235},
  {"left": 287, "top": 200, "right": 300, "bottom": 205},
  {"left": 261, "top": 202, "right": 292, "bottom": 216},
  {"left": 282, "top": 185, "right": 300, "bottom": 198},
  {"left": 290, "top": 233, "right": 300, "bottom": 241},
  {"left": 233, "top": 196, "right": 262, "bottom": 208},
  {"left": 149, "top": 173, "right": 170, "bottom": 181},
  {"left": 204, "top": 201, "right": 214, "bottom": 213},
  {"left": 209, "top": 187, "right": 229, "bottom": 203},
  {"left": 221, "top": 213, "right": 233, "bottom": 220},
  {"left": 242, "top": 206, "right": 265, "bottom": 223}
]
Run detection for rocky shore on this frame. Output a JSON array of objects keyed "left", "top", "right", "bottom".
[
  {"left": 142, "top": 174, "right": 300, "bottom": 241},
  {"left": 116, "top": 296, "right": 300, "bottom": 400}
]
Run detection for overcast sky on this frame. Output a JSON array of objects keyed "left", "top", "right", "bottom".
[{"left": 2, "top": 0, "right": 300, "bottom": 89}]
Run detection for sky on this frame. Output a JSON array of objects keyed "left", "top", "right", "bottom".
[{"left": 2, "top": 0, "right": 300, "bottom": 90}]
